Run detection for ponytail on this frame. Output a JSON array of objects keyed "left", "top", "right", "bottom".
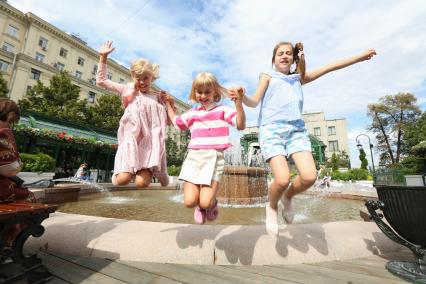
[{"left": 294, "top": 42, "right": 305, "bottom": 79}]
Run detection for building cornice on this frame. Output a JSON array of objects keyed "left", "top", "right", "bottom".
[
  {"left": 0, "top": 2, "right": 25, "bottom": 21},
  {"left": 25, "top": 12, "right": 129, "bottom": 74}
]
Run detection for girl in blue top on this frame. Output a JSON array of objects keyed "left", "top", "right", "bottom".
[{"left": 230, "top": 42, "right": 376, "bottom": 236}]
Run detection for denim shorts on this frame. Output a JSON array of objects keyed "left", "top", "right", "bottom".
[{"left": 259, "top": 119, "right": 311, "bottom": 162}]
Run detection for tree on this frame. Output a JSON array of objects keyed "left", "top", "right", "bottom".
[
  {"left": 402, "top": 111, "right": 426, "bottom": 173},
  {"left": 87, "top": 94, "right": 123, "bottom": 131},
  {"left": 0, "top": 73, "right": 9, "bottom": 98},
  {"left": 330, "top": 153, "right": 339, "bottom": 172},
  {"left": 367, "top": 93, "right": 421, "bottom": 166},
  {"left": 166, "top": 136, "right": 186, "bottom": 167},
  {"left": 18, "top": 71, "right": 88, "bottom": 122},
  {"left": 359, "top": 148, "right": 368, "bottom": 170}
]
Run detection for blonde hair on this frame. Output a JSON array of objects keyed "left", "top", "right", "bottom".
[
  {"left": 189, "top": 72, "right": 228, "bottom": 103},
  {"left": 130, "top": 58, "right": 160, "bottom": 80}
]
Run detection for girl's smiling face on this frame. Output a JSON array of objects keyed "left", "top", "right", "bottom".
[
  {"left": 273, "top": 44, "right": 294, "bottom": 74},
  {"left": 134, "top": 71, "right": 153, "bottom": 93},
  {"left": 195, "top": 86, "right": 215, "bottom": 108}
]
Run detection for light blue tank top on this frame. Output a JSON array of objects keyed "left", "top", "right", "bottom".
[{"left": 258, "top": 70, "right": 304, "bottom": 126}]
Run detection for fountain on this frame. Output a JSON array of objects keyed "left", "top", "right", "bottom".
[{"left": 217, "top": 141, "right": 269, "bottom": 205}]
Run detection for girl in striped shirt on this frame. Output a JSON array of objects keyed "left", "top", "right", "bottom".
[{"left": 163, "top": 72, "right": 245, "bottom": 224}]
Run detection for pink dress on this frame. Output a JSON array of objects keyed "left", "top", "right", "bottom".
[{"left": 96, "top": 63, "right": 169, "bottom": 186}]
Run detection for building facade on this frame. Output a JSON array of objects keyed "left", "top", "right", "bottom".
[
  {"left": 0, "top": 1, "right": 190, "bottom": 149},
  {"left": 302, "top": 112, "right": 349, "bottom": 160}
]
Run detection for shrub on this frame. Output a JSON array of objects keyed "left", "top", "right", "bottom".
[
  {"left": 20, "top": 153, "right": 55, "bottom": 172},
  {"left": 331, "top": 169, "right": 370, "bottom": 181},
  {"left": 167, "top": 165, "right": 182, "bottom": 176}
]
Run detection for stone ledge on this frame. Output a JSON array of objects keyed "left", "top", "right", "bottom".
[{"left": 26, "top": 213, "right": 403, "bottom": 265}]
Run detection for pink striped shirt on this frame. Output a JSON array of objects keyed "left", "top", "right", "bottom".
[{"left": 173, "top": 104, "right": 237, "bottom": 150}]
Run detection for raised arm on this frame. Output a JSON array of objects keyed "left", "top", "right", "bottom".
[
  {"left": 302, "top": 49, "right": 376, "bottom": 85},
  {"left": 96, "top": 41, "right": 128, "bottom": 93},
  {"left": 233, "top": 88, "right": 246, "bottom": 130},
  {"left": 229, "top": 74, "right": 270, "bottom": 108}
]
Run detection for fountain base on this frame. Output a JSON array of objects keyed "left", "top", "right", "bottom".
[{"left": 217, "top": 166, "right": 268, "bottom": 205}]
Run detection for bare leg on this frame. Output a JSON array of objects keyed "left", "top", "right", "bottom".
[
  {"left": 183, "top": 182, "right": 200, "bottom": 208},
  {"left": 135, "top": 169, "right": 152, "bottom": 188},
  {"left": 114, "top": 172, "right": 133, "bottom": 185},
  {"left": 265, "top": 155, "right": 290, "bottom": 236},
  {"left": 284, "top": 151, "right": 317, "bottom": 199},
  {"left": 199, "top": 180, "right": 219, "bottom": 210},
  {"left": 268, "top": 155, "right": 291, "bottom": 210}
]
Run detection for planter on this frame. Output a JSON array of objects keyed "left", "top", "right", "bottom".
[
  {"left": 365, "top": 185, "right": 426, "bottom": 282},
  {"left": 17, "top": 172, "right": 54, "bottom": 185}
]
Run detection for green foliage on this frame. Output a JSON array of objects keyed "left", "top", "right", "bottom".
[
  {"left": 87, "top": 94, "right": 123, "bottom": 131},
  {"left": 330, "top": 169, "right": 370, "bottom": 181},
  {"left": 359, "top": 148, "right": 368, "bottom": 170},
  {"left": 18, "top": 71, "right": 88, "bottom": 122},
  {"left": 402, "top": 111, "right": 426, "bottom": 173},
  {"left": 0, "top": 73, "right": 9, "bottom": 98},
  {"left": 167, "top": 165, "right": 181, "bottom": 176},
  {"left": 166, "top": 136, "right": 186, "bottom": 167},
  {"left": 20, "top": 153, "right": 55, "bottom": 172},
  {"left": 330, "top": 153, "right": 339, "bottom": 172}
]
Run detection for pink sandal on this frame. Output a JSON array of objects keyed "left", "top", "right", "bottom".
[
  {"left": 194, "top": 206, "right": 206, "bottom": 224},
  {"left": 206, "top": 200, "right": 219, "bottom": 221}
]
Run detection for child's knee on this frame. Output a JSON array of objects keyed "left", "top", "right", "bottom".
[
  {"left": 274, "top": 178, "right": 290, "bottom": 190},
  {"left": 199, "top": 198, "right": 215, "bottom": 210},
  {"left": 135, "top": 179, "right": 150, "bottom": 188},
  {"left": 301, "top": 173, "right": 317, "bottom": 187},
  {"left": 115, "top": 173, "right": 132, "bottom": 185},
  {"left": 184, "top": 198, "right": 198, "bottom": 208}
]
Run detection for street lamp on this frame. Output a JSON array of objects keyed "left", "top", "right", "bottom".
[{"left": 356, "top": 134, "right": 375, "bottom": 174}]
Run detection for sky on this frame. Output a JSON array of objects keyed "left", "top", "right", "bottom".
[{"left": 9, "top": 0, "right": 426, "bottom": 167}]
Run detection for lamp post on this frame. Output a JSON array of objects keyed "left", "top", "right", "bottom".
[{"left": 356, "top": 134, "right": 375, "bottom": 174}]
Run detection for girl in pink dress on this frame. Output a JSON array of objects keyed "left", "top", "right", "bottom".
[{"left": 96, "top": 41, "right": 169, "bottom": 187}]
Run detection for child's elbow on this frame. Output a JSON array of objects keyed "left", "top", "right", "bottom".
[{"left": 237, "top": 123, "right": 246, "bottom": 130}]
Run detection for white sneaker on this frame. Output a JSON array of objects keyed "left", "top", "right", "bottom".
[
  {"left": 265, "top": 205, "right": 279, "bottom": 236},
  {"left": 280, "top": 194, "right": 294, "bottom": 224}
]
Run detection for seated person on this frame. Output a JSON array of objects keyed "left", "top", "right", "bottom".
[
  {"left": 74, "top": 163, "right": 89, "bottom": 181},
  {"left": 321, "top": 172, "right": 332, "bottom": 188},
  {"left": 0, "top": 98, "right": 32, "bottom": 202}
]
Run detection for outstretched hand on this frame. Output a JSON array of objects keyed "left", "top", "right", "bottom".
[
  {"left": 359, "top": 49, "right": 376, "bottom": 61},
  {"left": 160, "top": 91, "right": 175, "bottom": 109},
  {"left": 228, "top": 87, "right": 245, "bottom": 104},
  {"left": 99, "top": 40, "right": 115, "bottom": 57}
]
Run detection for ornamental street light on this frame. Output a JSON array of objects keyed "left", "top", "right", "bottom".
[{"left": 356, "top": 133, "right": 375, "bottom": 174}]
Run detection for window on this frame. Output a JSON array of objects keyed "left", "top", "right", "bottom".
[
  {"left": 75, "top": 70, "right": 82, "bottom": 79},
  {"left": 38, "top": 37, "right": 48, "bottom": 50},
  {"left": 107, "top": 72, "right": 112, "bottom": 80},
  {"left": 35, "top": 52, "right": 45, "bottom": 62},
  {"left": 89, "top": 78, "right": 96, "bottom": 85},
  {"left": 77, "top": 57, "right": 85, "bottom": 66},
  {"left": 2, "top": 42, "right": 14, "bottom": 52},
  {"left": 7, "top": 25, "right": 19, "bottom": 38},
  {"left": 31, "top": 68, "right": 41, "bottom": 80},
  {"left": 59, "top": 48, "right": 68, "bottom": 58},
  {"left": 0, "top": 60, "right": 9, "bottom": 72},
  {"left": 92, "top": 65, "right": 97, "bottom": 75},
  {"left": 119, "top": 78, "right": 125, "bottom": 84},
  {"left": 314, "top": 127, "right": 321, "bottom": 136},
  {"left": 88, "top": 91, "right": 96, "bottom": 103},
  {"left": 328, "top": 140, "right": 339, "bottom": 152},
  {"left": 55, "top": 62, "right": 65, "bottom": 71},
  {"left": 328, "top": 126, "right": 336, "bottom": 135}
]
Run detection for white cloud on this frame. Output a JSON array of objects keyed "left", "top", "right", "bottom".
[{"left": 9, "top": 0, "right": 426, "bottom": 164}]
